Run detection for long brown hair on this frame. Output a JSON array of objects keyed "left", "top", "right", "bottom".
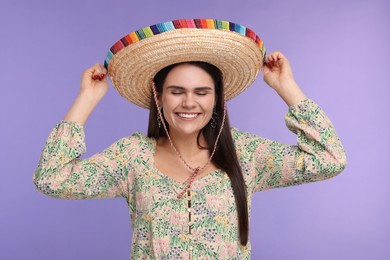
[{"left": 148, "top": 62, "right": 249, "bottom": 246}]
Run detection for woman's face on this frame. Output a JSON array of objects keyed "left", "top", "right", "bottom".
[{"left": 160, "top": 63, "right": 216, "bottom": 137}]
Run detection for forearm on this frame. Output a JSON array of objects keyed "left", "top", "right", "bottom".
[
  {"left": 263, "top": 51, "right": 307, "bottom": 107},
  {"left": 63, "top": 93, "right": 100, "bottom": 125},
  {"left": 274, "top": 79, "right": 307, "bottom": 107},
  {"left": 63, "top": 64, "right": 108, "bottom": 125}
]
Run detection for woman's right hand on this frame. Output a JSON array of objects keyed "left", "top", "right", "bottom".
[
  {"left": 80, "top": 64, "right": 108, "bottom": 102},
  {"left": 63, "top": 64, "right": 108, "bottom": 125}
]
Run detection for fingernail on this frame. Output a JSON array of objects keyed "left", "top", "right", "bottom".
[
  {"left": 92, "top": 75, "right": 98, "bottom": 80},
  {"left": 100, "top": 74, "right": 105, "bottom": 79}
]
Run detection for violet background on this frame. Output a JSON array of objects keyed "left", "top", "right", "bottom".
[{"left": 1, "top": 0, "right": 389, "bottom": 259}]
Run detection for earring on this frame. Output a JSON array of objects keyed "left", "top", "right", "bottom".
[
  {"left": 210, "top": 107, "right": 218, "bottom": 129},
  {"left": 157, "top": 109, "right": 162, "bottom": 128}
]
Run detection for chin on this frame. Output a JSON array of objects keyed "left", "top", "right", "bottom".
[{"left": 170, "top": 124, "right": 207, "bottom": 137}]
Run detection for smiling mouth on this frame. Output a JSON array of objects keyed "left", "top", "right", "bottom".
[{"left": 177, "top": 113, "right": 200, "bottom": 119}]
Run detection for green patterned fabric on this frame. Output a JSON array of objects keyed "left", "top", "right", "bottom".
[{"left": 33, "top": 99, "right": 346, "bottom": 259}]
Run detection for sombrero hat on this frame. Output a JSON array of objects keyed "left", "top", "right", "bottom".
[{"left": 104, "top": 19, "right": 266, "bottom": 109}]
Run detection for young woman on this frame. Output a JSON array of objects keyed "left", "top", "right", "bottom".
[{"left": 34, "top": 19, "right": 346, "bottom": 259}]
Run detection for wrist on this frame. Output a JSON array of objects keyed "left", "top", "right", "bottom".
[
  {"left": 78, "top": 90, "right": 104, "bottom": 105},
  {"left": 274, "top": 78, "right": 298, "bottom": 92},
  {"left": 63, "top": 93, "right": 100, "bottom": 125},
  {"left": 274, "top": 80, "right": 307, "bottom": 107}
]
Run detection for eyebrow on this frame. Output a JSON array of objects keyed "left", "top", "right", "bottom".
[{"left": 166, "top": 85, "right": 214, "bottom": 91}]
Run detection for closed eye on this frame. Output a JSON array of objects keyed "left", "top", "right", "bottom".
[
  {"left": 166, "top": 86, "right": 213, "bottom": 96},
  {"left": 195, "top": 88, "right": 213, "bottom": 96}
]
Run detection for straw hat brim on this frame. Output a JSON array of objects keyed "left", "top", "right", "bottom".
[{"left": 106, "top": 21, "right": 265, "bottom": 109}]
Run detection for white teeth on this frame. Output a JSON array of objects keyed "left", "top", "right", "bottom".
[{"left": 178, "top": 113, "right": 198, "bottom": 118}]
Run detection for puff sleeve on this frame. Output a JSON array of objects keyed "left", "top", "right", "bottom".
[
  {"left": 233, "top": 99, "right": 347, "bottom": 194},
  {"left": 33, "top": 121, "right": 133, "bottom": 200}
]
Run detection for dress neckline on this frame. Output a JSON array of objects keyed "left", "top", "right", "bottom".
[{"left": 148, "top": 137, "right": 222, "bottom": 186}]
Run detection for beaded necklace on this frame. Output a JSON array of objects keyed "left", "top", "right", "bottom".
[{"left": 152, "top": 83, "right": 226, "bottom": 198}]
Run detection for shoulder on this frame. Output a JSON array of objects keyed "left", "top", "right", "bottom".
[
  {"left": 231, "top": 127, "right": 259, "bottom": 141},
  {"left": 128, "top": 132, "right": 155, "bottom": 148},
  {"left": 230, "top": 128, "right": 265, "bottom": 154},
  {"left": 108, "top": 132, "right": 155, "bottom": 155},
  {"left": 129, "top": 132, "right": 152, "bottom": 143}
]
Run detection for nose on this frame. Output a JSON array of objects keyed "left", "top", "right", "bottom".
[{"left": 182, "top": 93, "right": 196, "bottom": 108}]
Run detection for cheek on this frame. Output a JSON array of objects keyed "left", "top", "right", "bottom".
[
  {"left": 160, "top": 98, "right": 177, "bottom": 122},
  {"left": 205, "top": 98, "right": 216, "bottom": 113},
  {"left": 161, "top": 96, "right": 174, "bottom": 112}
]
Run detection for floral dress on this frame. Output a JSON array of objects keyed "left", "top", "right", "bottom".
[{"left": 33, "top": 99, "right": 346, "bottom": 259}]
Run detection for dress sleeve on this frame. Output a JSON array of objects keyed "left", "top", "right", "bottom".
[
  {"left": 33, "top": 121, "right": 133, "bottom": 200},
  {"left": 233, "top": 99, "right": 347, "bottom": 194}
]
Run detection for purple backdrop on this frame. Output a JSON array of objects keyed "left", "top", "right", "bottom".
[{"left": 1, "top": 0, "right": 389, "bottom": 259}]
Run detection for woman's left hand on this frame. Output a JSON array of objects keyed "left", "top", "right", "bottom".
[
  {"left": 263, "top": 51, "right": 294, "bottom": 90},
  {"left": 263, "top": 51, "right": 307, "bottom": 107}
]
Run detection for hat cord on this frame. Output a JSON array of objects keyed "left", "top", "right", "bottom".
[{"left": 152, "top": 83, "right": 226, "bottom": 198}]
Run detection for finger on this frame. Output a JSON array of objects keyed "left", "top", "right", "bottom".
[
  {"left": 270, "top": 52, "right": 276, "bottom": 61},
  {"left": 275, "top": 51, "right": 288, "bottom": 63},
  {"left": 267, "top": 52, "right": 275, "bottom": 61},
  {"left": 98, "top": 66, "right": 107, "bottom": 80},
  {"left": 266, "top": 51, "right": 287, "bottom": 68},
  {"left": 272, "top": 53, "right": 280, "bottom": 64},
  {"left": 99, "top": 73, "right": 106, "bottom": 80},
  {"left": 90, "top": 64, "right": 107, "bottom": 81},
  {"left": 265, "top": 54, "right": 272, "bottom": 63},
  {"left": 273, "top": 52, "right": 281, "bottom": 62},
  {"left": 267, "top": 51, "right": 283, "bottom": 61},
  {"left": 266, "top": 57, "right": 276, "bottom": 67},
  {"left": 265, "top": 55, "right": 274, "bottom": 65},
  {"left": 97, "top": 64, "right": 107, "bottom": 80}
]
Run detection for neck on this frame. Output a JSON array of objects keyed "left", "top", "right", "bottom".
[{"left": 159, "top": 130, "right": 207, "bottom": 158}]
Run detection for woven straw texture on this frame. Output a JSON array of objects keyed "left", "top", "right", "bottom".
[{"left": 106, "top": 20, "right": 265, "bottom": 108}]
